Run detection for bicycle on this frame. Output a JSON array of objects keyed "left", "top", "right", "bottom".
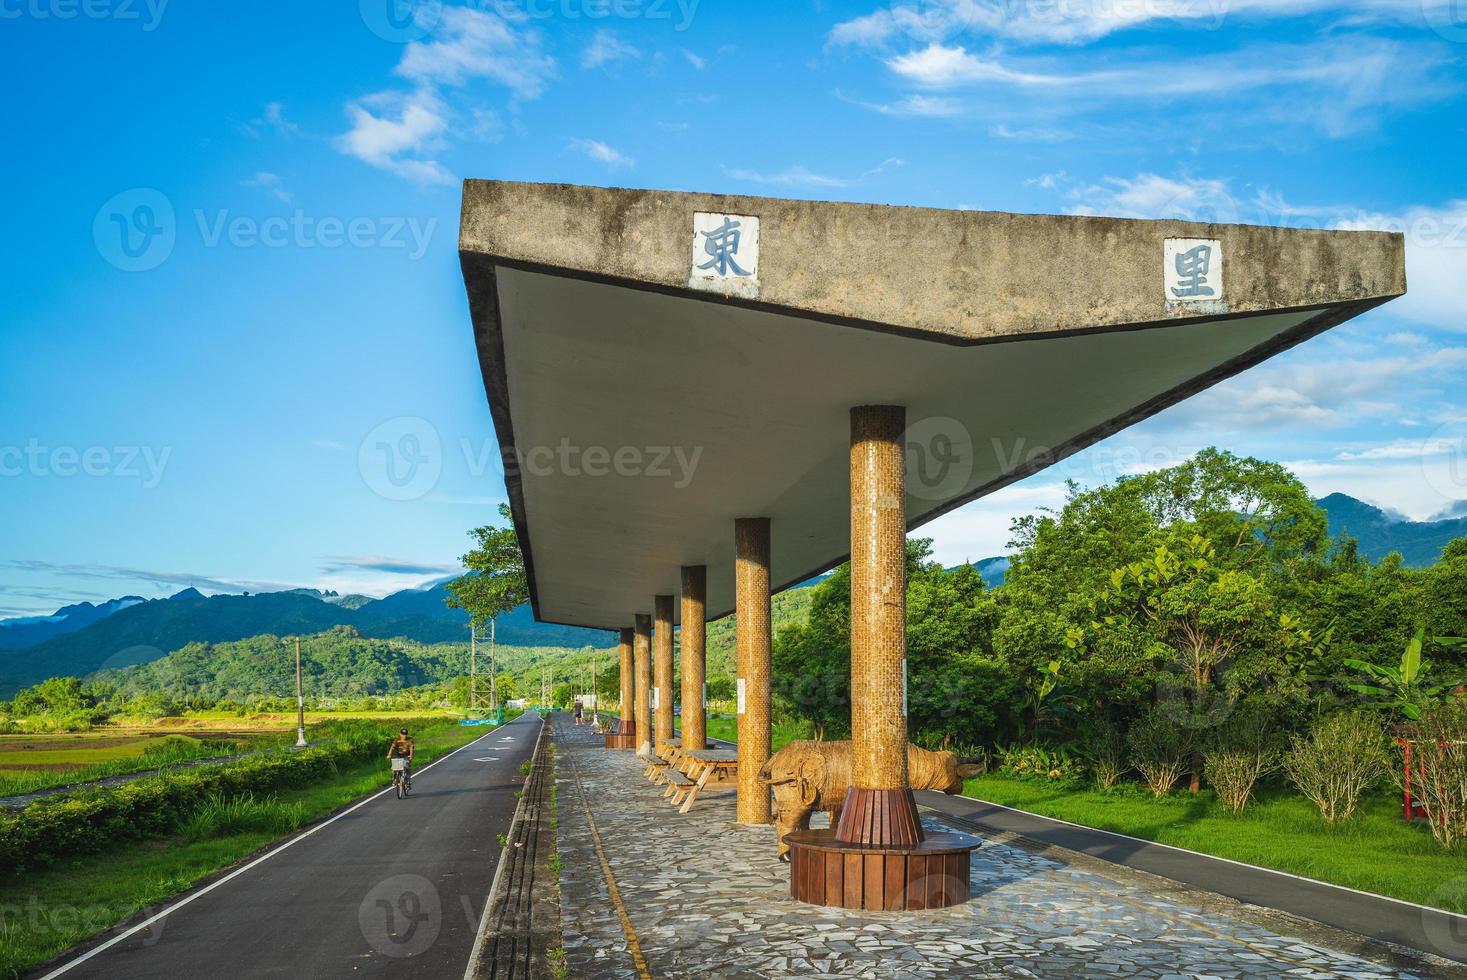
[{"left": 391, "top": 756, "right": 412, "bottom": 798}]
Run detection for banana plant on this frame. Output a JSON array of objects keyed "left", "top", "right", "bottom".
[{"left": 1343, "top": 627, "right": 1466, "bottom": 721}]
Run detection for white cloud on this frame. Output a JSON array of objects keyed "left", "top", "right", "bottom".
[
  {"left": 397, "top": 7, "right": 554, "bottom": 97},
  {"left": 839, "top": 92, "right": 965, "bottom": 117},
  {"left": 831, "top": 0, "right": 1456, "bottom": 48},
  {"left": 1336, "top": 201, "right": 1467, "bottom": 331},
  {"left": 723, "top": 157, "right": 904, "bottom": 188},
  {"left": 337, "top": 88, "right": 454, "bottom": 185},
  {"left": 862, "top": 37, "right": 1445, "bottom": 136},
  {"left": 337, "top": 8, "right": 553, "bottom": 183},
  {"left": 241, "top": 171, "right": 294, "bottom": 205},
  {"left": 919, "top": 479, "right": 1072, "bottom": 563},
  {"left": 1175, "top": 344, "right": 1467, "bottom": 431},
  {"left": 238, "top": 101, "right": 299, "bottom": 140},
  {"left": 682, "top": 48, "right": 706, "bottom": 70},
  {"left": 582, "top": 29, "right": 641, "bottom": 70},
  {"left": 1067, "top": 172, "right": 1238, "bottom": 221},
  {"left": 568, "top": 138, "right": 635, "bottom": 168}
]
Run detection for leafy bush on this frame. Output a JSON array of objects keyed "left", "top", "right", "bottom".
[
  {"left": 1202, "top": 704, "right": 1280, "bottom": 814},
  {"left": 997, "top": 743, "right": 1084, "bottom": 783},
  {"left": 181, "top": 792, "right": 306, "bottom": 841},
  {"left": 1283, "top": 711, "right": 1391, "bottom": 823},
  {"left": 1128, "top": 709, "right": 1188, "bottom": 797},
  {"left": 1405, "top": 698, "right": 1467, "bottom": 848},
  {"left": 1086, "top": 723, "right": 1128, "bottom": 789}
]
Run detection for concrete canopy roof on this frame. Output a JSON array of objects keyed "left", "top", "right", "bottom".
[{"left": 459, "top": 180, "right": 1405, "bottom": 631}]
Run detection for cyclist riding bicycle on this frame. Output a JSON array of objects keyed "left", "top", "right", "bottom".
[{"left": 387, "top": 728, "right": 414, "bottom": 786}]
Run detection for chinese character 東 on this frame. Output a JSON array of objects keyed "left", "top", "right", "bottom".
[{"left": 697, "top": 217, "right": 750, "bottom": 277}]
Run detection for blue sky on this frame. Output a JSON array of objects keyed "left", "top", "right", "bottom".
[{"left": 2, "top": 0, "right": 1465, "bottom": 619}]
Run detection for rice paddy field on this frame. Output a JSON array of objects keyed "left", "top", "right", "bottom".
[{"left": 0, "top": 710, "right": 462, "bottom": 798}]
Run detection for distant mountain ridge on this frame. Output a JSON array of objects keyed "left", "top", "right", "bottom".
[
  {"left": 0, "top": 595, "right": 146, "bottom": 652},
  {"left": 1316, "top": 493, "right": 1467, "bottom": 566},
  {"left": 0, "top": 581, "right": 614, "bottom": 696}
]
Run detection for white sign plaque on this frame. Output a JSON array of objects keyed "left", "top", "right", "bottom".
[
  {"left": 1163, "top": 238, "right": 1226, "bottom": 314},
  {"left": 652, "top": 686, "right": 660, "bottom": 711},
  {"left": 690, "top": 211, "right": 760, "bottom": 299},
  {"left": 736, "top": 677, "right": 746, "bottom": 716}
]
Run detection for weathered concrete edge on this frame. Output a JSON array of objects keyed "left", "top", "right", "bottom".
[{"left": 459, "top": 179, "right": 1406, "bottom": 345}]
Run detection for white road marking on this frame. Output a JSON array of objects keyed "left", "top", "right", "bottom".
[{"left": 39, "top": 721, "right": 524, "bottom": 980}]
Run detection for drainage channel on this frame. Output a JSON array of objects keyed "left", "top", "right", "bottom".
[{"left": 466, "top": 717, "right": 558, "bottom": 980}]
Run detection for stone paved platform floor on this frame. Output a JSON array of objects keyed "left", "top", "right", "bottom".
[{"left": 553, "top": 716, "right": 1439, "bottom": 979}]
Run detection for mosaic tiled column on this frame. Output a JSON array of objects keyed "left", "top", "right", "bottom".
[
  {"left": 654, "top": 594, "right": 675, "bottom": 750},
  {"left": 634, "top": 613, "right": 653, "bottom": 758},
  {"left": 604, "top": 627, "right": 636, "bottom": 749},
  {"left": 836, "top": 405, "right": 921, "bottom": 846},
  {"left": 785, "top": 405, "right": 977, "bottom": 911},
  {"left": 680, "top": 565, "right": 707, "bottom": 753},
  {"left": 735, "top": 517, "right": 772, "bottom": 826}
]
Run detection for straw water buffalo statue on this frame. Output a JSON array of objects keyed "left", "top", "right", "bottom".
[{"left": 759, "top": 740, "right": 984, "bottom": 860}]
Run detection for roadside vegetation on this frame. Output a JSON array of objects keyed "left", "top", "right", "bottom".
[
  {"left": 0, "top": 716, "right": 502, "bottom": 979},
  {"left": 0, "top": 731, "right": 258, "bottom": 798}
]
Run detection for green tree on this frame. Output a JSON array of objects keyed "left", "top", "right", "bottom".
[
  {"left": 1344, "top": 626, "right": 1465, "bottom": 722},
  {"left": 445, "top": 503, "right": 530, "bottom": 629}
]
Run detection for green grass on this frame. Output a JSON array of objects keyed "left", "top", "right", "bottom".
[
  {"left": 0, "top": 720, "right": 494, "bottom": 980},
  {"left": 0, "top": 734, "right": 260, "bottom": 797},
  {"left": 962, "top": 774, "right": 1467, "bottom": 912},
  {"left": 704, "top": 717, "right": 811, "bottom": 752}
]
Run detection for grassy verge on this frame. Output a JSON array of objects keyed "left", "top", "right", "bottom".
[
  {"left": 0, "top": 720, "right": 494, "bottom": 979},
  {"left": 704, "top": 717, "right": 810, "bottom": 752},
  {"left": 962, "top": 774, "right": 1467, "bottom": 913}
]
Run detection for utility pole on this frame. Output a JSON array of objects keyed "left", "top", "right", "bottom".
[
  {"left": 294, "top": 637, "right": 307, "bottom": 748},
  {"left": 591, "top": 650, "right": 599, "bottom": 727},
  {"left": 489, "top": 617, "right": 498, "bottom": 713}
]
